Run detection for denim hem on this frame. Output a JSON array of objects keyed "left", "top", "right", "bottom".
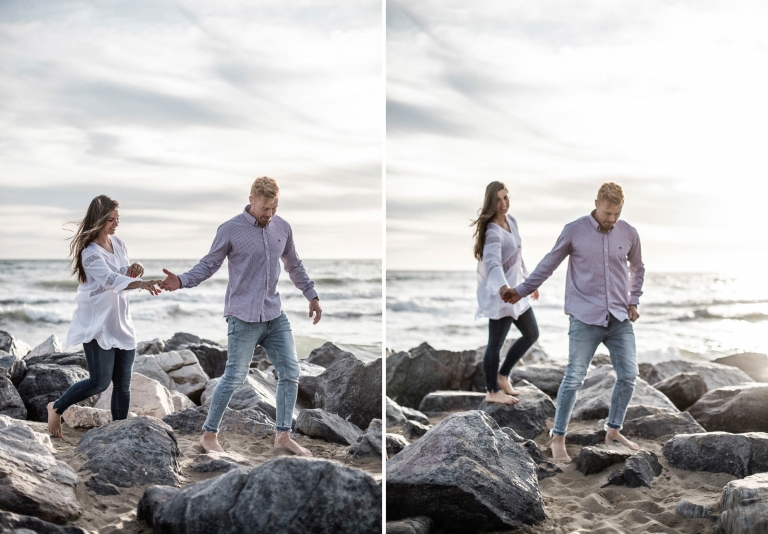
[
  {"left": 202, "top": 425, "right": 219, "bottom": 434},
  {"left": 604, "top": 422, "right": 622, "bottom": 430},
  {"left": 275, "top": 426, "right": 291, "bottom": 433},
  {"left": 550, "top": 429, "right": 566, "bottom": 436}
]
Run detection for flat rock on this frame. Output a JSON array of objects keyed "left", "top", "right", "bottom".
[
  {"left": 387, "top": 410, "right": 545, "bottom": 532},
  {"left": 386, "top": 396, "right": 408, "bottom": 427},
  {"left": 572, "top": 365, "right": 679, "bottom": 421},
  {"left": 62, "top": 405, "right": 112, "bottom": 428},
  {"left": 295, "top": 408, "right": 363, "bottom": 445},
  {"left": 714, "top": 352, "right": 768, "bottom": 383},
  {"left": 418, "top": 390, "right": 485, "bottom": 414},
  {"left": 403, "top": 420, "right": 430, "bottom": 440},
  {"left": 622, "top": 411, "right": 706, "bottom": 440},
  {"left": 386, "top": 433, "right": 409, "bottom": 456},
  {"left": 402, "top": 406, "right": 430, "bottom": 425},
  {"left": 26, "top": 335, "right": 64, "bottom": 359},
  {"left": 148, "top": 457, "right": 381, "bottom": 534},
  {"left": 0, "top": 415, "right": 80, "bottom": 523},
  {"left": 75, "top": 416, "right": 182, "bottom": 495},
  {"left": 510, "top": 362, "right": 567, "bottom": 398},
  {"left": 646, "top": 360, "right": 753, "bottom": 390},
  {"left": 96, "top": 373, "right": 175, "bottom": 419},
  {"left": 387, "top": 343, "right": 481, "bottom": 409},
  {"left": 137, "top": 338, "right": 165, "bottom": 355},
  {"left": 0, "top": 369, "right": 26, "bottom": 419},
  {"left": 0, "top": 512, "right": 89, "bottom": 534},
  {"left": 162, "top": 406, "right": 273, "bottom": 436},
  {"left": 720, "top": 472, "right": 768, "bottom": 533},
  {"left": 663, "top": 432, "right": 768, "bottom": 478},
  {"left": 0, "top": 331, "right": 31, "bottom": 357},
  {"left": 189, "top": 451, "right": 253, "bottom": 473},
  {"left": 573, "top": 446, "right": 632, "bottom": 476},
  {"left": 688, "top": 383, "right": 768, "bottom": 433},
  {"left": 307, "top": 356, "right": 381, "bottom": 429},
  {"left": 478, "top": 381, "right": 555, "bottom": 439},
  {"left": 17, "top": 364, "right": 91, "bottom": 421},
  {"left": 349, "top": 419, "right": 383, "bottom": 459},
  {"left": 306, "top": 341, "right": 357, "bottom": 368},
  {"left": 653, "top": 371, "right": 708, "bottom": 410},
  {"left": 386, "top": 516, "right": 434, "bottom": 534}
]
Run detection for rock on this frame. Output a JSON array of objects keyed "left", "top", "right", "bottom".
[
  {"left": 591, "top": 353, "right": 612, "bottom": 366},
  {"left": 148, "top": 457, "right": 381, "bottom": 534},
  {"left": 387, "top": 433, "right": 409, "bottom": 456},
  {"left": 387, "top": 410, "right": 545, "bottom": 532},
  {"left": 96, "top": 373, "right": 175, "bottom": 419},
  {"left": 0, "top": 331, "right": 31, "bottom": 357},
  {"left": 402, "top": 406, "right": 430, "bottom": 425},
  {"left": 387, "top": 343, "right": 481, "bottom": 409},
  {"left": 675, "top": 500, "right": 717, "bottom": 521},
  {"left": 135, "top": 350, "right": 209, "bottom": 404},
  {"left": 479, "top": 381, "right": 555, "bottom": 439},
  {"left": 189, "top": 451, "right": 254, "bottom": 473},
  {"left": 638, "top": 362, "right": 654, "bottom": 382},
  {"left": 646, "top": 360, "right": 753, "bottom": 390},
  {"left": 17, "top": 364, "right": 91, "bottom": 422},
  {"left": 0, "top": 370, "right": 26, "bottom": 419},
  {"left": 295, "top": 409, "right": 363, "bottom": 445},
  {"left": 714, "top": 352, "right": 768, "bottom": 383},
  {"left": 306, "top": 341, "right": 357, "bottom": 368},
  {"left": 62, "top": 405, "right": 112, "bottom": 428},
  {"left": 0, "top": 350, "right": 27, "bottom": 386},
  {"left": 163, "top": 332, "right": 203, "bottom": 351},
  {"left": 24, "top": 351, "right": 87, "bottom": 370},
  {"left": 500, "top": 428, "right": 562, "bottom": 480},
  {"left": 386, "top": 516, "right": 434, "bottom": 534},
  {"left": 663, "top": 432, "right": 768, "bottom": 478},
  {"left": 163, "top": 406, "right": 273, "bottom": 435},
  {"left": 137, "top": 338, "right": 165, "bottom": 355},
  {"left": 567, "top": 430, "right": 607, "bottom": 446},
  {"left": 309, "top": 356, "right": 382, "bottom": 429},
  {"left": 688, "top": 383, "right": 768, "bottom": 433},
  {"left": 349, "top": 419, "right": 383, "bottom": 459},
  {"left": 623, "top": 404, "right": 671, "bottom": 419},
  {"left": 720, "top": 473, "right": 768, "bottom": 533},
  {"left": 186, "top": 343, "right": 227, "bottom": 379},
  {"left": 136, "top": 485, "right": 180, "bottom": 528},
  {"left": 0, "top": 512, "right": 89, "bottom": 534},
  {"left": 418, "top": 390, "right": 485, "bottom": 414},
  {"left": 75, "top": 416, "right": 182, "bottom": 495},
  {"left": 202, "top": 373, "right": 288, "bottom": 424},
  {"left": 622, "top": 411, "right": 705, "bottom": 440},
  {"left": 250, "top": 345, "right": 271, "bottom": 370},
  {"left": 653, "top": 372, "right": 708, "bottom": 410},
  {"left": 603, "top": 450, "right": 663, "bottom": 488},
  {"left": 403, "top": 420, "right": 430, "bottom": 440},
  {"left": 170, "top": 390, "right": 196, "bottom": 412},
  {"left": 26, "top": 335, "right": 64, "bottom": 359},
  {"left": 573, "top": 446, "right": 632, "bottom": 476},
  {"left": 0, "top": 415, "right": 80, "bottom": 523},
  {"left": 387, "top": 396, "right": 408, "bottom": 427},
  {"left": 510, "top": 362, "right": 566, "bottom": 398},
  {"left": 571, "top": 365, "right": 679, "bottom": 421}
]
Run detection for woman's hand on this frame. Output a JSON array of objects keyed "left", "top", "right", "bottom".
[
  {"left": 139, "top": 279, "right": 163, "bottom": 296},
  {"left": 128, "top": 262, "right": 145, "bottom": 278}
]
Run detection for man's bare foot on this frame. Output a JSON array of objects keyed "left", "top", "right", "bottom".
[
  {"left": 199, "top": 432, "right": 224, "bottom": 453},
  {"left": 485, "top": 390, "right": 518, "bottom": 405},
  {"left": 497, "top": 375, "right": 521, "bottom": 396},
  {"left": 550, "top": 435, "right": 571, "bottom": 463},
  {"left": 605, "top": 428, "right": 640, "bottom": 450},
  {"left": 47, "top": 402, "right": 63, "bottom": 438},
  {"left": 275, "top": 431, "right": 312, "bottom": 456}
]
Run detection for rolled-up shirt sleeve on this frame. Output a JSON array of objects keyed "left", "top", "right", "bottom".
[
  {"left": 82, "top": 253, "right": 136, "bottom": 293},
  {"left": 178, "top": 225, "right": 230, "bottom": 289},
  {"left": 515, "top": 224, "right": 572, "bottom": 297},
  {"left": 627, "top": 229, "right": 645, "bottom": 306},
  {"left": 483, "top": 227, "right": 508, "bottom": 293},
  {"left": 281, "top": 225, "right": 318, "bottom": 301}
]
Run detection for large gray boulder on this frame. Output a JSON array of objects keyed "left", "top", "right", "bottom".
[
  {"left": 418, "top": 391, "right": 485, "bottom": 414},
  {"left": 185, "top": 343, "right": 227, "bottom": 379},
  {"left": 387, "top": 343, "right": 480, "bottom": 409},
  {"left": 134, "top": 350, "right": 209, "bottom": 404},
  {"left": 17, "top": 364, "right": 91, "bottom": 421},
  {"left": 24, "top": 351, "right": 87, "bottom": 370},
  {"left": 137, "top": 338, "right": 165, "bottom": 355},
  {"left": 622, "top": 411, "right": 705, "bottom": 441},
  {"left": 387, "top": 396, "right": 408, "bottom": 428},
  {"left": 163, "top": 332, "right": 209, "bottom": 351},
  {"left": 162, "top": 406, "right": 273, "bottom": 436},
  {"left": 604, "top": 450, "right": 663, "bottom": 488},
  {"left": 0, "top": 512, "right": 89, "bottom": 534},
  {"left": 499, "top": 427, "right": 562, "bottom": 480},
  {"left": 75, "top": 416, "right": 182, "bottom": 495},
  {"left": 0, "top": 331, "right": 31, "bottom": 357},
  {"left": 387, "top": 410, "right": 545, "bottom": 532},
  {"left": 0, "top": 415, "right": 80, "bottom": 524},
  {"left": 645, "top": 360, "right": 753, "bottom": 389},
  {"left": 510, "top": 362, "right": 567, "bottom": 398},
  {"left": 663, "top": 432, "right": 768, "bottom": 478},
  {"left": 0, "top": 349, "right": 27, "bottom": 386},
  {"left": 306, "top": 342, "right": 357, "bottom": 368},
  {"left": 714, "top": 352, "right": 768, "bottom": 383},
  {"left": 386, "top": 517, "right": 434, "bottom": 534},
  {"left": 478, "top": 381, "right": 555, "bottom": 439},
  {"left": 688, "top": 383, "right": 768, "bottom": 433},
  {"left": 202, "top": 372, "right": 291, "bottom": 425},
  {"left": 720, "top": 473, "right": 768, "bottom": 533},
  {"left": 295, "top": 409, "right": 363, "bottom": 446},
  {"left": 26, "top": 335, "right": 64, "bottom": 359},
  {"left": 145, "top": 457, "right": 381, "bottom": 534},
  {"left": 653, "top": 372, "right": 708, "bottom": 411},
  {"left": 571, "top": 365, "right": 678, "bottom": 421},
  {"left": 350, "top": 419, "right": 383, "bottom": 459},
  {"left": 0, "top": 370, "right": 26, "bottom": 419}
]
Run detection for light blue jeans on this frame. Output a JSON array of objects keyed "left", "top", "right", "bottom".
[
  {"left": 203, "top": 312, "right": 299, "bottom": 433},
  {"left": 552, "top": 314, "right": 637, "bottom": 436}
]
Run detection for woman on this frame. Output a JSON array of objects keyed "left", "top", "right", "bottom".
[
  {"left": 473, "top": 182, "right": 540, "bottom": 405},
  {"left": 47, "top": 195, "right": 162, "bottom": 438}
]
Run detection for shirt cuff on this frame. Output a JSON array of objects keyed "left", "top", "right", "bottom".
[
  {"left": 178, "top": 273, "right": 188, "bottom": 289},
  {"left": 629, "top": 298, "right": 640, "bottom": 306},
  {"left": 514, "top": 282, "right": 532, "bottom": 298},
  {"left": 304, "top": 288, "right": 319, "bottom": 301}
]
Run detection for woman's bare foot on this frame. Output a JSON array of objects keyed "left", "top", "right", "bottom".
[
  {"left": 485, "top": 390, "right": 518, "bottom": 405},
  {"left": 275, "top": 431, "right": 313, "bottom": 456},
  {"left": 605, "top": 428, "right": 640, "bottom": 450},
  {"left": 550, "top": 435, "right": 571, "bottom": 463},
  {"left": 497, "top": 375, "right": 521, "bottom": 396},
  {"left": 199, "top": 431, "right": 224, "bottom": 453},
  {"left": 47, "top": 402, "right": 63, "bottom": 438}
]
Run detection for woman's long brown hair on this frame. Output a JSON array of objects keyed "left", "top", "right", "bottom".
[
  {"left": 471, "top": 181, "right": 508, "bottom": 261},
  {"left": 67, "top": 195, "right": 120, "bottom": 283}
]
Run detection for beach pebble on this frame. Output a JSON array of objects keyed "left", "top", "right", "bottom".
[
  {"left": 306, "top": 341, "right": 357, "bottom": 368},
  {"left": 350, "top": 419, "right": 383, "bottom": 459},
  {"left": 645, "top": 360, "right": 753, "bottom": 390},
  {"left": 0, "top": 331, "right": 31, "bottom": 358},
  {"left": 296, "top": 408, "right": 363, "bottom": 446},
  {"left": 663, "top": 431, "right": 768, "bottom": 478},
  {"left": 163, "top": 406, "right": 273, "bottom": 435},
  {"left": 603, "top": 450, "right": 662, "bottom": 488},
  {"left": 688, "top": 383, "right": 768, "bottom": 433},
  {"left": 720, "top": 473, "right": 768, "bottom": 533},
  {"left": 386, "top": 396, "right": 408, "bottom": 427},
  {"left": 0, "top": 370, "right": 26, "bottom": 419},
  {"left": 386, "top": 516, "right": 434, "bottom": 534},
  {"left": 418, "top": 390, "right": 485, "bottom": 414},
  {"left": 386, "top": 433, "right": 409, "bottom": 456},
  {"left": 190, "top": 451, "right": 253, "bottom": 473},
  {"left": 17, "top": 363, "right": 91, "bottom": 422},
  {"left": 714, "top": 352, "right": 768, "bottom": 383},
  {"left": 62, "top": 405, "right": 111, "bottom": 428},
  {"left": 76, "top": 416, "right": 182, "bottom": 496},
  {"left": 479, "top": 380, "right": 555, "bottom": 439},
  {"left": 387, "top": 410, "right": 545, "bottom": 532},
  {"left": 510, "top": 362, "right": 566, "bottom": 398},
  {"left": 0, "top": 415, "right": 80, "bottom": 524},
  {"left": 96, "top": 373, "right": 175, "bottom": 419},
  {"left": 147, "top": 457, "right": 381, "bottom": 534},
  {"left": 403, "top": 420, "right": 429, "bottom": 440},
  {"left": 621, "top": 411, "right": 705, "bottom": 441},
  {"left": 0, "top": 511, "right": 89, "bottom": 534},
  {"left": 573, "top": 446, "right": 632, "bottom": 476},
  {"left": 401, "top": 406, "right": 430, "bottom": 425},
  {"left": 25, "top": 335, "right": 64, "bottom": 359},
  {"left": 653, "top": 371, "right": 708, "bottom": 410}
]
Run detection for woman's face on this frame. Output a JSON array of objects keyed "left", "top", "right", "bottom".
[
  {"left": 100, "top": 209, "right": 119, "bottom": 237},
  {"left": 495, "top": 189, "right": 510, "bottom": 216}
]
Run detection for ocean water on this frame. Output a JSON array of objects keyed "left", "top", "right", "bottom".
[
  {"left": 0, "top": 259, "right": 381, "bottom": 362},
  {"left": 387, "top": 270, "right": 768, "bottom": 363}
]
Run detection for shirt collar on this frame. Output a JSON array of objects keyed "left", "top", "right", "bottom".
[
  {"left": 243, "top": 205, "right": 258, "bottom": 226},
  {"left": 589, "top": 210, "right": 609, "bottom": 233}
]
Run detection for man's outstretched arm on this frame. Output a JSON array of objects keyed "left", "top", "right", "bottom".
[
  {"left": 160, "top": 226, "right": 230, "bottom": 291},
  {"left": 509, "top": 225, "right": 572, "bottom": 301}
]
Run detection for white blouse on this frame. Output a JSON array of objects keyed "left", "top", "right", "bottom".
[
  {"left": 476, "top": 214, "right": 532, "bottom": 321},
  {"left": 66, "top": 236, "right": 142, "bottom": 350}
]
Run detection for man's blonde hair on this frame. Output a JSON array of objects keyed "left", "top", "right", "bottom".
[
  {"left": 251, "top": 176, "right": 280, "bottom": 200},
  {"left": 597, "top": 182, "right": 624, "bottom": 205}
]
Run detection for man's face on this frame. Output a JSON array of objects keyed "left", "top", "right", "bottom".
[
  {"left": 594, "top": 199, "right": 623, "bottom": 231},
  {"left": 250, "top": 195, "right": 279, "bottom": 226}
]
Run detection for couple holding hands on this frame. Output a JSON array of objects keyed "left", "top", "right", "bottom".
[
  {"left": 474, "top": 181, "right": 645, "bottom": 462},
  {"left": 48, "top": 177, "right": 321, "bottom": 457}
]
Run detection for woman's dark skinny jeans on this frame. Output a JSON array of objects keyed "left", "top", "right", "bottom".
[
  {"left": 483, "top": 307, "right": 539, "bottom": 393},
  {"left": 52, "top": 339, "right": 135, "bottom": 421}
]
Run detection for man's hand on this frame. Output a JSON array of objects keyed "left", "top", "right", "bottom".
[
  {"left": 628, "top": 305, "right": 640, "bottom": 322},
  {"left": 531, "top": 289, "right": 539, "bottom": 301},
  {"left": 160, "top": 269, "right": 181, "bottom": 292},
  {"left": 500, "top": 286, "right": 522, "bottom": 304},
  {"left": 128, "top": 262, "right": 144, "bottom": 278},
  {"left": 309, "top": 298, "right": 322, "bottom": 325}
]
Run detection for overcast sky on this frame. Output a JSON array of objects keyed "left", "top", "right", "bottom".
[
  {"left": 0, "top": 0, "right": 382, "bottom": 260},
  {"left": 387, "top": 0, "right": 768, "bottom": 273}
]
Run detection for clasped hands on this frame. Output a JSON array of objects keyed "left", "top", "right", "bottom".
[
  {"left": 499, "top": 286, "right": 539, "bottom": 304},
  {"left": 127, "top": 262, "right": 163, "bottom": 296}
]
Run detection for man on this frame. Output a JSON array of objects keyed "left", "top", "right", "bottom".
[
  {"left": 160, "top": 177, "right": 322, "bottom": 456},
  {"left": 506, "top": 182, "right": 644, "bottom": 462}
]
